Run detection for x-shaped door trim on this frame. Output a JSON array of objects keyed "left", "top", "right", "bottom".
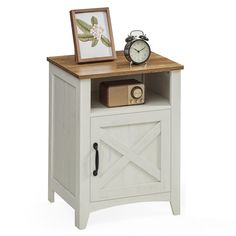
[{"left": 98, "top": 122, "right": 161, "bottom": 189}]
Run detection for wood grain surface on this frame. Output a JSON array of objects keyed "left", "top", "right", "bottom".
[{"left": 47, "top": 51, "right": 184, "bottom": 80}]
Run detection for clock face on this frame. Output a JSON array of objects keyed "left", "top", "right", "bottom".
[
  {"left": 129, "top": 40, "right": 150, "bottom": 64},
  {"left": 131, "top": 86, "right": 143, "bottom": 99}
]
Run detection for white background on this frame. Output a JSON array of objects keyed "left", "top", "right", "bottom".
[{"left": 0, "top": 0, "right": 236, "bottom": 235}]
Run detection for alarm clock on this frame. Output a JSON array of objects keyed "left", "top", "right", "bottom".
[{"left": 124, "top": 30, "right": 151, "bottom": 65}]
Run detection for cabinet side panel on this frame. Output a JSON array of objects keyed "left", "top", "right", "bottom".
[{"left": 52, "top": 75, "right": 76, "bottom": 196}]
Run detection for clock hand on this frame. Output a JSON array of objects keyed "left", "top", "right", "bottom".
[
  {"left": 139, "top": 47, "right": 146, "bottom": 51},
  {"left": 134, "top": 48, "right": 139, "bottom": 52}
]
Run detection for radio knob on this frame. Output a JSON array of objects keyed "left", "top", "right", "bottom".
[{"left": 131, "top": 86, "right": 143, "bottom": 99}]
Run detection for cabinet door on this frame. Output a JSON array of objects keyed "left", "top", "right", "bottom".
[{"left": 90, "top": 110, "right": 170, "bottom": 201}]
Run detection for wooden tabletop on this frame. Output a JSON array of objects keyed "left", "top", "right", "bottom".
[{"left": 47, "top": 51, "right": 184, "bottom": 80}]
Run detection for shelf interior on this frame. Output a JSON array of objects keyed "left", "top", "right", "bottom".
[
  {"left": 91, "top": 90, "right": 170, "bottom": 117},
  {"left": 90, "top": 72, "right": 171, "bottom": 117}
]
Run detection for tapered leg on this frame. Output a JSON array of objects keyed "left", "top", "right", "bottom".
[
  {"left": 75, "top": 210, "right": 89, "bottom": 230},
  {"left": 170, "top": 198, "right": 180, "bottom": 215},
  {"left": 48, "top": 186, "right": 55, "bottom": 203}
]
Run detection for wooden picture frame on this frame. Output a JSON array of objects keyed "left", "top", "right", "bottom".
[{"left": 70, "top": 7, "right": 116, "bottom": 63}]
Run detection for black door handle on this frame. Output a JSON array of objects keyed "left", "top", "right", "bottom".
[{"left": 93, "top": 143, "right": 99, "bottom": 176}]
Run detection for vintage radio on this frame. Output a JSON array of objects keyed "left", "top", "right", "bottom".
[{"left": 99, "top": 79, "right": 145, "bottom": 107}]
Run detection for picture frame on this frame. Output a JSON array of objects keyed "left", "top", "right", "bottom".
[{"left": 70, "top": 7, "right": 116, "bottom": 63}]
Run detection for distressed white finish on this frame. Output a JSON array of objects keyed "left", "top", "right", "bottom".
[
  {"left": 90, "top": 192, "right": 170, "bottom": 212},
  {"left": 48, "top": 64, "right": 181, "bottom": 229},
  {"left": 170, "top": 70, "right": 181, "bottom": 214},
  {"left": 52, "top": 74, "right": 76, "bottom": 195},
  {"left": 48, "top": 64, "right": 91, "bottom": 229},
  {"left": 74, "top": 78, "right": 91, "bottom": 229},
  {"left": 48, "top": 69, "right": 54, "bottom": 203},
  {"left": 90, "top": 110, "right": 170, "bottom": 201}
]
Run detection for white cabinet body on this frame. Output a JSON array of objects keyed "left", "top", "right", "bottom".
[{"left": 48, "top": 62, "right": 181, "bottom": 229}]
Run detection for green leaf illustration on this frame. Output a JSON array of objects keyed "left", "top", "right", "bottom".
[
  {"left": 78, "top": 33, "right": 94, "bottom": 42},
  {"left": 91, "top": 16, "right": 98, "bottom": 25},
  {"left": 76, "top": 19, "right": 92, "bottom": 33},
  {"left": 91, "top": 38, "right": 99, "bottom": 47},
  {"left": 101, "top": 35, "right": 111, "bottom": 47}
]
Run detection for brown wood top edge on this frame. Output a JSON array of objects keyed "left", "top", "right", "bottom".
[
  {"left": 47, "top": 51, "right": 184, "bottom": 67},
  {"left": 150, "top": 51, "right": 184, "bottom": 70},
  {"left": 86, "top": 67, "right": 183, "bottom": 80},
  {"left": 47, "top": 51, "right": 184, "bottom": 80},
  {"left": 47, "top": 61, "right": 183, "bottom": 80}
]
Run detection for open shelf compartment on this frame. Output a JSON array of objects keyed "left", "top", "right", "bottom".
[{"left": 90, "top": 72, "right": 171, "bottom": 117}]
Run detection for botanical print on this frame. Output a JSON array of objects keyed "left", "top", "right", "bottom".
[
  {"left": 70, "top": 8, "right": 116, "bottom": 62},
  {"left": 76, "top": 16, "right": 111, "bottom": 48}
]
